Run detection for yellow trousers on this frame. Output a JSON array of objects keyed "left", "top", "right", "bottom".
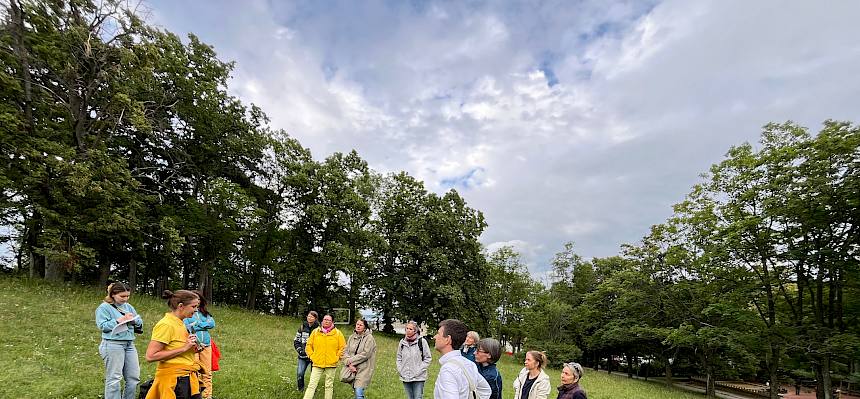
[
  {"left": 303, "top": 366, "right": 336, "bottom": 399},
  {"left": 196, "top": 347, "right": 213, "bottom": 399}
]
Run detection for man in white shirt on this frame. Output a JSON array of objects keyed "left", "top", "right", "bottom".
[{"left": 433, "top": 319, "right": 492, "bottom": 399}]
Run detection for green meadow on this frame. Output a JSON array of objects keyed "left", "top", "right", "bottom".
[{"left": 0, "top": 276, "right": 705, "bottom": 399}]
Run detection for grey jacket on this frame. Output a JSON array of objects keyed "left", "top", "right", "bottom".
[{"left": 396, "top": 336, "right": 432, "bottom": 382}]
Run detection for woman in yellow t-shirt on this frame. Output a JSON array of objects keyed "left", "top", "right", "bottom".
[{"left": 144, "top": 290, "right": 202, "bottom": 399}]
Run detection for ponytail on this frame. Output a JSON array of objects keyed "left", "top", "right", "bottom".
[
  {"left": 527, "top": 350, "right": 548, "bottom": 370},
  {"left": 161, "top": 290, "right": 198, "bottom": 310}
]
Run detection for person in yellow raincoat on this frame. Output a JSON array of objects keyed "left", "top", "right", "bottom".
[{"left": 303, "top": 314, "right": 346, "bottom": 399}]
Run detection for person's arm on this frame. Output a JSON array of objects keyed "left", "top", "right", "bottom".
[
  {"left": 476, "top": 370, "right": 492, "bottom": 399},
  {"left": 293, "top": 327, "right": 306, "bottom": 355},
  {"left": 197, "top": 314, "right": 215, "bottom": 330},
  {"left": 304, "top": 330, "right": 316, "bottom": 360},
  {"left": 512, "top": 369, "right": 522, "bottom": 396},
  {"left": 534, "top": 374, "right": 552, "bottom": 399},
  {"left": 341, "top": 339, "right": 353, "bottom": 364},
  {"left": 336, "top": 331, "right": 346, "bottom": 360},
  {"left": 95, "top": 304, "right": 120, "bottom": 333},
  {"left": 145, "top": 338, "right": 195, "bottom": 362},
  {"left": 435, "top": 367, "right": 461, "bottom": 399},
  {"left": 127, "top": 304, "right": 143, "bottom": 327},
  {"left": 184, "top": 313, "right": 212, "bottom": 332},
  {"left": 395, "top": 342, "right": 404, "bottom": 375}
]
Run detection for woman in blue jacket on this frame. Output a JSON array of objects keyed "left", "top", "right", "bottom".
[
  {"left": 184, "top": 290, "right": 216, "bottom": 399},
  {"left": 475, "top": 338, "right": 503, "bottom": 399},
  {"left": 95, "top": 282, "right": 143, "bottom": 399}
]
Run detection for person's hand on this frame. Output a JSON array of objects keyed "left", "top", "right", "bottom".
[
  {"left": 185, "top": 334, "right": 198, "bottom": 350},
  {"left": 118, "top": 313, "right": 134, "bottom": 323},
  {"left": 349, "top": 364, "right": 357, "bottom": 373}
]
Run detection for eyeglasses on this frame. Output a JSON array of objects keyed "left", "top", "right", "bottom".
[{"left": 476, "top": 348, "right": 489, "bottom": 353}]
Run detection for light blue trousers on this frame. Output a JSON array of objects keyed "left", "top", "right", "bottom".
[
  {"left": 99, "top": 339, "right": 140, "bottom": 399},
  {"left": 403, "top": 380, "right": 425, "bottom": 399}
]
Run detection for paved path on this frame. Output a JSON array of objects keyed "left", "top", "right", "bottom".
[
  {"left": 672, "top": 380, "right": 759, "bottom": 399},
  {"left": 593, "top": 369, "right": 860, "bottom": 399},
  {"left": 782, "top": 387, "right": 860, "bottom": 399}
]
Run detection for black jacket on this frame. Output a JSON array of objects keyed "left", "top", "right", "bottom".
[
  {"left": 556, "top": 383, "right": 586, "bottom": 399},
  {"left": 293, "top": 320, "right": 320, "bottom": 359}
]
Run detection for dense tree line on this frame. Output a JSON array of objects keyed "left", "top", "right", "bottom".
[
  {"left": 1, "top": 3, "right": 858, "bottom": 399},
  {"left": 493, "top": 122, "right": 859, "bottom": 399},
  {"left": 0, "top": 0, "right": 489, "bottom": 330}
]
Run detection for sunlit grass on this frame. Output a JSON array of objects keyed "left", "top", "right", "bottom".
[{"left": 0, "top": 276, "right": 704, "bottom": 398}]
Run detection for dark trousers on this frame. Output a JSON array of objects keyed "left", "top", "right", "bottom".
[
  {"left": 174, "top": 376, "right": 203, "bottom": 399},
  {"left": 297, "top": 357, "right": 312, "bottom": 390}
]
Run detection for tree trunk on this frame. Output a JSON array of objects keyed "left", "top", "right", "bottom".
[
  {"left": 10, "top": 0, "right": 34, "bottom": 139},
  {"left": 246, "top": 265, "right": 260, "bottom": 310},
  {"left": 815, "top": 355, "right": 833, "bottom": 399},
  {"left": 626, "top": 352, "right": 634, "bottom": 378},
  {"left": 44, "top": 257, "right": 64, "bottom": 282},
  {"left": 25, "top": 215, "right": 45, "bottom": 278},
  {"left": 98, "top": 255, "right": 111, "bottom": 287},
  {"left": 663, "top": 348, "right": 679, "bottom": 387},
  {"left": 349, "top": 274, "right": 359, "bottom": 325},
  {"left": 199, "top": 258, "right": 212, "bottom": 294},
  {"left": 767, "top": 341, "right": 782, "bottom": 399},
  {"left": 128, "top": 257, "right": 137, "bottom": 291},
  {"left": 157, "top": 275, "right": 168, "bottom": 295},
  {"left": 382, "top": 294, "right": 395, "bottom": 333},
  {"left": 664, "top": 357, "right": 674, "bottom": 387},
  {"left": 702, "top": 356, "right": 716, "bottom": 398}
]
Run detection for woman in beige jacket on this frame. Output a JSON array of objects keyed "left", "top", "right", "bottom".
[
  {"left": 342, "top": 319, "right": 377, "bottom": 399},
  {"left": 512, "top": 351, "right": 551, "bottom": 399}
]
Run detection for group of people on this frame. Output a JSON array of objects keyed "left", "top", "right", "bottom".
[
  {"left": 96, "top": 283, "right": 585, "bottom": 399},
  {"left": 95, "top": 284, "right": 217, "bottom": 399},
  {"left": 293, "top": 312, "right": 588, "bottom": 399}
]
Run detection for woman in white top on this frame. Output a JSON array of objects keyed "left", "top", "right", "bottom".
[{"left": 512, "top": 351, "right": 551, "bottom": 399}]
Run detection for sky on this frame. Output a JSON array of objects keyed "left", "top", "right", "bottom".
[{"left": 145, "top": 0, "right": 860, "bottom": 279}]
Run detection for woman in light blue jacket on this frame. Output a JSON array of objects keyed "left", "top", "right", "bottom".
[
  {"left": 184, "top": 290, "right": 216, "bottom": 398},
  {"left": 95, "top": 282, "right": 143, "bottom": 399}
]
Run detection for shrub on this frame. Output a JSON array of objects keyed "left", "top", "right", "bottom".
[{"left": 517, "top": 340, "right": 583, "bottom": 368}]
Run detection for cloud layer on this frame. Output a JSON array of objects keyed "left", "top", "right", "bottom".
[{"left": 148, "top": 0, "right": 860, "bottom": 272}]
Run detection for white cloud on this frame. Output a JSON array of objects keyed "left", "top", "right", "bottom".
[{"left": 148, "top": 0, "right": 860, "bottom": 273}]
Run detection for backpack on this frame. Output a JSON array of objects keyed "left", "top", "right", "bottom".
[{"left": 401, "top": 336, "right": 428, "bottom": 360}]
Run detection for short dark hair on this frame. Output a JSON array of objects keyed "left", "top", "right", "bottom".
[
  {"left": 478, "top": 338, "right": 502, "bottom": 363},
  {"left": 307, "top": 310, "right": 319, "bottom": 319},
  {"left": 438, "top": 319, "right": 468, "bottom": 349}
]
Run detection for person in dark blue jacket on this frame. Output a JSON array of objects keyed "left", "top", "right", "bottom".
[
  {"left": 475, "top": 338, "right": 503, "bottom": 399},
  {"left": 293, "top": 310, "right": 320, "bottom": 391},
  {"left": 460, "top": 330, "right": 479, "bottom": 362}
]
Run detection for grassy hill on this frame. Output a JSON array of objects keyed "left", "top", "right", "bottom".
[{"left": 0, "top": 276, "right": 705, "bottom": 398}]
